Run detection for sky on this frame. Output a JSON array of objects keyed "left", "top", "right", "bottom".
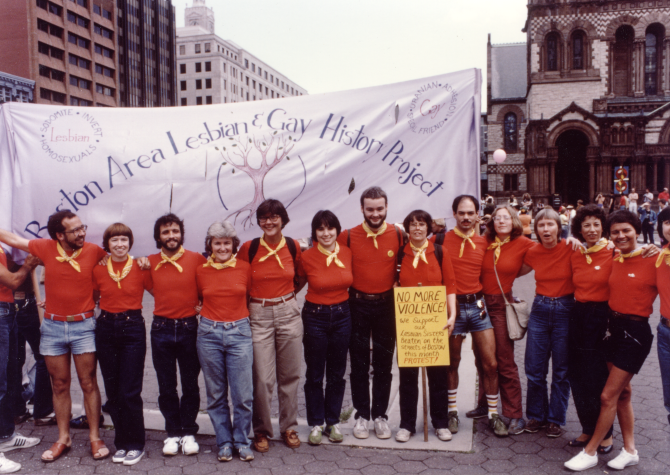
[{"left": 172, "top": 0, "right": 529, "bottom": 100}]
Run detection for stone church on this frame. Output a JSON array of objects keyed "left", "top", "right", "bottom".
[{"left": 486, "top": 0, "right": 670, "bottom": 205}]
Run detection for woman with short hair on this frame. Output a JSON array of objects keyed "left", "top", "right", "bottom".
[
  {"left": 195, "top": 220, "right": 254, "bottom": 462},
  {"left": 297, "top": 210, "right": 353, "bottom": 445},
  {"left": 394, "top": 209, "right": 457, "bottom": 443},
  {"left": 93, "top": 223, "right": 153, "bottom": 466}
]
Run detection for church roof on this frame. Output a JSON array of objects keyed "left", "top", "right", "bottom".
[{"left": 490, "top": 43, "right": 527, "bottom": 101}]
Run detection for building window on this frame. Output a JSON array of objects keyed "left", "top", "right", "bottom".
[
  {"left": 181, "top": 97, "right": 187, "bottom": 106},
  {"left": 195, "top": 44, "right": 201, "bottom": 53},
  {"left": 504, "top": 112, "right": 518, "bottom": 153},
  {"left": 196, "top": 96, "right": 203, "bottom": 105},
  {"left": 196, "top": 79, "right": 202, "bottom": 90},
  {"left": 206, "top": 78, "right": 212, "bottom": 89},
  {"left": 613, "top": 25, "right": 634, "bottom": 96},
  {"left": 265, "top": 71, "right": 268, "bottom": 80},
  {"left": 180, "top": 64, "right": 186, "bottom": 74},
  {"left": 546, "top": 32, "right": 559, "bottom": 71},
  {"left": 504, "top": 174, "right": 519, "bottom": 192},
  {"left": 180, "top": 81, "right": 186, "bottom": 91},
  {"left": 206, "top": 96, "right": 212, "bottom": 104},
  {"left": 179, "top": 45, "right": 185, "bottom": 55},
  {"left": 645, "top": 25, "right": 664, "bottom": 96},
  {"left": 205, "top": 43, "right": 210, "bottom": 52},
  {"left": 205, "top": 61, "right": 211, "bottom": 72},
  {"left": 245, "top": 59, "right": 249, "bottom": 68},
  {"left": 572, "top": 31, "right": 585, "bottom": 70},
  {"left": 195, "top": 62, "right": 202, "bottom": 73}
]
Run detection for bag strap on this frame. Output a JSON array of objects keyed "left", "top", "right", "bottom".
[
  {"left": 434, "top": 243, "right": 444, "bottom": 269},
  {"left": 434, "top": 232, "right": 445, "bottom": 246},
  {"left": 248, "top": 237, "right": 261, "bottom": 263},
  {"left": 347, "top": 229, "right": 351, "bottom": 248},
  {"left": 492, "top": 256, "right": 511, "bottom": 306}
]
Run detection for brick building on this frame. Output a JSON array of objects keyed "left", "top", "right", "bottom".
[
  {"left": 176, "top": 0, "right": 306, "bottom": 106},
  {"left": 487, "top": 0, "right": 670, "bottom": 205}
]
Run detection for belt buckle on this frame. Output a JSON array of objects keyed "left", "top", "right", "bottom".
[
  {"left": 66, "top": 315, "right": 75, "bottom": 322},
  {"left": 476, "top": 299, "right": 484, "bottom": 309}
]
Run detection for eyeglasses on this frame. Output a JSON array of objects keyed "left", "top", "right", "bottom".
[
  {"left": 259, "top": 215, "right": 281, "bottom": 224},
  {"left": 64, "top": 225, "right": 88, "bottom": 235},
  {"left": 409, "top": 222, "right": 428, "bottom": 229},
  {"left": 493, "top": 216, "right": 512, "bottom": 222}
]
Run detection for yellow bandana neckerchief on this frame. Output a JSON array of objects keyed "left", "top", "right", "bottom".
[
  {"left": 410, "top": 240, "right": 429, "bottom": 268},
  {"left": 203, "top": 255, "right": 237, "bottom": 269},
  {"left": 0, "top": 247, "right": 4, "bottom": 254},
  {"left": 614, "top": 248, "right": 644, "bottom": 263},
  {"left": 259, "top": 236, "right": 286, "bottom": 269},
  {"left": 155, "top": 246, "right": 185, "bottom": 272},
  {"left": 487, "top": 236, "right": 511, "bottom": 265},
  {"left": 56, "top": 242, "right": 82, "bottom": 272},
  {"left": 362, "top": 221, "right": 387, "bottom": 249},
  {"left": 318, "top": 242, "right": 345, "bottom": 268},
  {"left": 581, "top": 238, "right": 608, "bottom": 264},
  {"left": 656, "top": 246, "right": 670, "bottom": 268},
  {"left": 107, "top": 255, "right": 133, "bottom": 289},
  {"left": 453, "top": 228, "right": 476, "bottom": 258}
]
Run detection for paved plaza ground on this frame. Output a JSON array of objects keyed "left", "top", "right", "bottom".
[{"left": 6, "top": 270, "right": 670, "bottom": 474}]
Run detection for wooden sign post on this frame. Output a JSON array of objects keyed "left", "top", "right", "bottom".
[{"left": 394, "top": 286, "right": 449, "bottom": 441}]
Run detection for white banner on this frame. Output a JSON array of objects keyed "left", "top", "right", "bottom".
[{"left": 0, "top": 69, "right": 481, "bottom": 258}]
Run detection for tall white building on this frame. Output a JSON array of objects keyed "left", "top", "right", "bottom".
[{"left": 176, "top": 0, "right": 307, "bottom": 106}]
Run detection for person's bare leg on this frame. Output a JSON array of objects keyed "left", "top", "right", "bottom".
[
  {"left": 73, "top": 352, "right": 106, "bottom": 455},
  {"left": 447, "top": 335, "right": 464, "bottom": 390},
  {"left": 584, "top": 364, "right": 634, "bottom": 456},
  {"left": 471, "top": 329, "right": 498, "bottom": 396},
  {"left": 43, "top": 354, "right": 72, "bottom": 459},
  {"left": 616, "top": 381, "right": 636, "bottom": 454}
]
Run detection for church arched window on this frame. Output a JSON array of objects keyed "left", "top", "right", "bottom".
[
  {"left": 504, "top": 113, "right": 518, "bottom": 153},
  {"left": 645, "top": 24, "right": 664, "bottom": 96},
  {"left": 546, "top": 33, "right": 560, "bottom": 71},
  {"left": 572, "top": 31, "right": 585, "bottom": 70}
]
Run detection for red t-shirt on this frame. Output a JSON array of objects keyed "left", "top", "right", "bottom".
[
  {"left": 148, "top": 250, "right": 206, "bottom": 319},
  {"left": 196, "top": 260, "right": 251, "bottom": 322},
  {"left": 298, "top": 246, "right": 353, "bottom": 305},
  {"left": 93, "top": 260, "right": 153, "bottom": 313},
  {"left": 237, "top": 238, "right": 302, "bottom": 299},
  {"left": 571, "top": 246, "right": 613, "bottom": 303},
  {"left": 28, "top": 239, "right": 107, "bottom": 315},
  {"left": 337, "top": 223, "right": 402, "bottom": 294},
  {"left": 438, "top": 230, "right": 486, "bottom": 295},
  {"left": 524, "top": 242, "right": 575, "bottom": 298},
  {"left": 609, "top": 254, "right": 658, "bottom": 317},
  {"left": 398, "top": 242, "right": 457, "bottom": 294},
  {"left": 0, "top": 250, "right": 13, "bottom": 303},
  {"left": 481, "top": 236, "right": 534, "bottom": 295},
  {"left": 657, "top": 247, "right": 670, "bottom": 317}
]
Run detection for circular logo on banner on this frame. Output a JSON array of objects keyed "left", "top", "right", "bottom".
[
  {"left": 38, "top": 109, "right": 102, "bottom": 163},
  {"left": 407, "top": 82, "right": 458, "bottom": 135}
]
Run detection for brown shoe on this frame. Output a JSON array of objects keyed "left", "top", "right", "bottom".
[
  {"left": 253, "top": 433, "right": 270, "bottom": 453},
  {"left": 282, "top": 430, "right": 301, "bottom": 449}
]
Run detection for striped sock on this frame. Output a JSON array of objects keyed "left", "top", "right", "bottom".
[
  {"left": 486, "top": 394, "right": 499, "bottom": 419},
  {"left": 448, "top": 390, "right": 458, "bottom": 413}
]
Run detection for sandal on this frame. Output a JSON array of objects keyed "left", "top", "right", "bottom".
[
  {"left": 41, "top": 442, "right": 71, "bottom": 463},
  {"left": 91, "top": 439, "right": 110, "bottom": 460},
  {"left": 34, "top": 414, "right": 58, "bottom": 427}
]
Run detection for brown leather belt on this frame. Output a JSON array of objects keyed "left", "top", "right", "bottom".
[
  {"left": 45, "top": 311, "right": 95, "bottom": 322},
  {"left": 457, "top": 292, "right": 484, "bottom": 304},
  {"left": 249, "top": 293, "right": 295, "bottom": 307},
  {"left": 610, "top": 311, "right": 647, "bottom": 323}
]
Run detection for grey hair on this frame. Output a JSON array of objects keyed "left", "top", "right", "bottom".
[
  {"left": 533, "top": 208, "right": 562, "bottom": 243},
  {"left": 204, "top": 220, "right": 240, "bottom": 255}
]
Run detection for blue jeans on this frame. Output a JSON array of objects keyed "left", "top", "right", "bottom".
[
  {"left": 658, "top": 320, "right": 670, "bottom": 415},
  {"left": 302, "top": 300, "right": 352, "bottom": 427},
  {"left": 0, "top": 302, "right": 18, "bottom": 439},
  {"left": 348, "top": 290, "right": 396, "bottom": 421},
  {"left": 12, "top": 296, "right": 53, "bottom": 419},
  {"left": 196, "top": 317, "right": 253, "bottom": 450},
  {"left": 96, "top": 310, "right": 146, "bottom": 451},
  {"left": 151, "top": 315, "right": 201, "bottom": 437},
  {"left": 525, "top": 294, "right": 573, "bottom": 425}
]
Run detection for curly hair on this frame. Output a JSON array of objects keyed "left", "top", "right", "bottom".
[{"left": 571, "top": 204, "right": 607, "bottom": 242}]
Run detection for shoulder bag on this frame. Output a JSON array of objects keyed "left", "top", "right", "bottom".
[{"left": 492, "top": 257, "right": 530, "bottom": 340}]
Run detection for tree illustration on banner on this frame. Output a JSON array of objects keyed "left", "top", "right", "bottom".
[{"left": 216, "top": 131, "right": 306, "bottom": 229}]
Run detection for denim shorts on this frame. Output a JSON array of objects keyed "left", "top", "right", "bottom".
[
  {"left": 40, "top": 316, "right": 97, "bottom": 356},
  {"left": 453, "top": 299, "right": 493, "bottom": 336}
]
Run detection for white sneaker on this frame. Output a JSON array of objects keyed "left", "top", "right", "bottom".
[
  {"left": 180, "top": 435, "right": 199, "bottom": 455},
  {"left": 0, "top": 454, "right": 20, "bottom": 474},
  {"left": 0, "top": 433, "right": 40, "bottom": 452},
  {"left": 607, "top": 447, "right": 639, "bottom": 470},
  {"left": 374, "top": 417, "right": 392, "bottom": 439},
  {"left": 163, "top": 437, "right": 180, "bottom": 456},
  {"left": 435, "top": 428, "right": 453, "bottom": 441},
  {"left": 395, "top": 428, "right": 412, "bottom": 442},
  {"left": 353, "top": 417, "right": 369, "bottom": 439},
  {"left": 564, "top": 450, "right": 598, "bottom": 471}
]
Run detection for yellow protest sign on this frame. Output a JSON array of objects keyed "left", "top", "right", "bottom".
[{"left": 394, "top": 286, "right": 449, "bottom": 367}]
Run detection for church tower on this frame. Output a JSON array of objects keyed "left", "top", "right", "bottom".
[{"left": 185, "top": 0, "right": 215, "bottom": 33}]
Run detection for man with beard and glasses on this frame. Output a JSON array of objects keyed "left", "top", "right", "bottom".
[
  {"left": 0, "top": 211, "right": 109, "bottom": 462},
  {"left": 337, "top": 186, "right": 406, "bottom": 440},
  {"left": 440, "top": 196, "right": 507, "bottom": 437},
  {"left": 147, "top": 214, "right": 206, "bottom": 458}
]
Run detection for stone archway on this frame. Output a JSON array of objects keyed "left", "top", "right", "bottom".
[{"left": 555, "top": 130, "right": 590, "bottom": 206}]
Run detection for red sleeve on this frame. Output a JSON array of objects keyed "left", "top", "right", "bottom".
[
  {"left": 95, "top": 245, "right": 108, "bottom": 261},
  {"left": 142, "top": 268, "right": 153, "bottom": 292},
  {"left": 293, "top": 239, "right": 302, "bottom": 267},
  {"left": 237, "top": 241, "right": 251, "bottom": 262},
  {"left": 441, "top": 253, "right": 457, "bottom": 295},
  {"left": 27, "top": 239, "right": 49, "bottom": 261},
  {"left": 297, "top": 258, "right": 306, "bottom": 277},
  {"left": 336, "top": 231, "right": 348, "bottom": 248},
  {"left": 196, "top": 252, "right": 207, "bottom": 265}
]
